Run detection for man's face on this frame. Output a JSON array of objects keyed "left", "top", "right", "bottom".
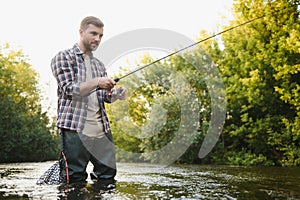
[{"left": 80, "top": 24, "right": 104, "bottom": 52}]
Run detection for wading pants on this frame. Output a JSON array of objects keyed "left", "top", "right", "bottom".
[{"left": 60, "top": 129, "right": 117, "bottom": 183}]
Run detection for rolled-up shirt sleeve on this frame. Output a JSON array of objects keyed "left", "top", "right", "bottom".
[{"left": 51, "top": 51, "right": 81, "bottom": 99}]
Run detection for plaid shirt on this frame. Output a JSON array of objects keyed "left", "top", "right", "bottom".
[{"left": 51, "top": 44, "right": 112, "bottom": 133}]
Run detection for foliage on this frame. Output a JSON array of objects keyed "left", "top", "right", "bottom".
[
  {"left": 225, "top": 148, "right": 273, "bottom": 166},
  {"left": 109, "top": 0, "right": 300, "bottom": 166},
  {"left": 108, "top": 50, "right": 214, "bottom": 164},
  {"left": 0, "top": 44, "right": 60, "bottom": 163},
  {"left": 201, "top": 0, "right": 300, "bottom": 166}
]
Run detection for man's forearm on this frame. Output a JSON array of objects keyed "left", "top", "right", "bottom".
[{"left": 79, "top": 78, "right": 99, "bottom": 96}]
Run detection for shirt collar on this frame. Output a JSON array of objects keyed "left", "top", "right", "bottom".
[
  {"left": 73, "top": 43, "right": 84, "bottom": 56},
  {"left": 73, "top": 43, "right": 94, "bottom": 59}
]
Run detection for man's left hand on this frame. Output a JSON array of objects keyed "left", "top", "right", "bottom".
[{"left": 116, "top": 86, "right": 126, "bottom": 100}]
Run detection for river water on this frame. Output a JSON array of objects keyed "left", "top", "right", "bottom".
[{"left": 0, "top": 161, "right": 299, "bottom": 199}]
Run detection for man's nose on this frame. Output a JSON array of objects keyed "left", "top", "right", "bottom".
[{"left": 95, "top": 36, "right": 101, "bottom": 42}]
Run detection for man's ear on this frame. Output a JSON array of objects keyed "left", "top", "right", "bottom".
[{"left": 79, "top": 28, "right": 83, "bottom": 36}]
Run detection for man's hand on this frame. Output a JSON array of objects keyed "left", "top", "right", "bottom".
[
  {"left": 110, "top": 86, "right": 127, "bottom": 101},
  {"left": 97, "top": 77, "right": 116, "bottom": 90},
  {"left": 79, "top": 77, "right": 115, "bottom": 97},
  {"left": 116, "top": 86, "right": 126, "bottom": 100}
]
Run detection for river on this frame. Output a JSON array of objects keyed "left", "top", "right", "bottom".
[{"left": 0, "top": 161, "right": 299, "bottom": 199}]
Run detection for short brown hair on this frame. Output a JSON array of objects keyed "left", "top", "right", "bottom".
[{"left": 80, "top": 16, "right": 104, "bottom": 30}]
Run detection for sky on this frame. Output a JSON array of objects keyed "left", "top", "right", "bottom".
[{"left": 1, "top": 0, "right": 233, "bottom": 113}]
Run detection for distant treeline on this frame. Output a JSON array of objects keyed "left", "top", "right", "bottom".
[{"left": 0, "top": 44, "right": 60, "bottom": 163}]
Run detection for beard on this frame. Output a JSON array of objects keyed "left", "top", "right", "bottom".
[{"left": 83, "top": 40, "right": 99, "bottom": 52}]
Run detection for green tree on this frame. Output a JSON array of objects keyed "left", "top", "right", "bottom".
[
  {"left": 0, "top": 44, "right": 60, "bottom": 163},
  {"left": 201, "top": 0, "right": 300, "bottom": 166},
  {"left": 108, "top": 50, "right": 214, "bottom": 164}
]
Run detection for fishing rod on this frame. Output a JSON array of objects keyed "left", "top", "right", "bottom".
[
  {"left": 112, "top": 2, "right": 299, "bottom": 83},
  {"left": 89, "top": 13, "right": 266, "bottom": 95}
]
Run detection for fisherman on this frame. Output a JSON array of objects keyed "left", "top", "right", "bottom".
[{"left": 50, "top": 16, "right": 126, "bottom": 184}]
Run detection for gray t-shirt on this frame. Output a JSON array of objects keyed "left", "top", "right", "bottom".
[{"left": 82, "top": 55, "right": 105, "bottom": 138}]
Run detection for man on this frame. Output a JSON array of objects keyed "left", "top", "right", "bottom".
[{"left": 51, "top": 16, "right": 126, "bottom": 184}]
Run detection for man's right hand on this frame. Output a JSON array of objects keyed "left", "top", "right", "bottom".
[{"left": 97, "top": 77, "right": 116, "bottom": 90}]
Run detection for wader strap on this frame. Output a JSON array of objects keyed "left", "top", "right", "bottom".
[{"left": 60, "top": 129, "right": 70, "bottom": 184}]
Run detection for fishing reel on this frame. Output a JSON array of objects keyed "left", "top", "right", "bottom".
[{"left": 109, "top": 86, "right": 125, "bottom": 99}]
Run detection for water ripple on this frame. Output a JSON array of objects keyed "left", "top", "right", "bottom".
[{"left": 0, "top": 162, "right": 299, "bottom": 199}]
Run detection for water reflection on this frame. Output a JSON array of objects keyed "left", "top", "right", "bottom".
[
  {"left": 0, "top": 162, "right": 299, "bottom": 199},
  {"left": 57, "top": 179, "right": 116, "bottom": 200}
]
